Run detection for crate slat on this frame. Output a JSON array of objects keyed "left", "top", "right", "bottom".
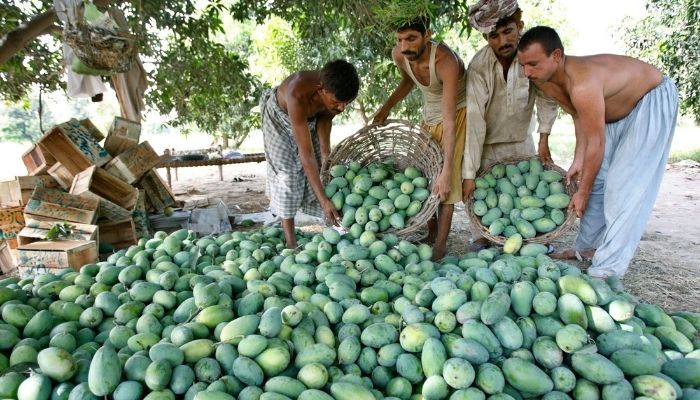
[
  {"left": 0, "top": 175, "right": 58, "bottom": 207},
  {"left": 17, "top": 240, "right": 98, "bottom": 278},
  {"left": 70, "top": 166, "right": 139, "bottom": 222},
  {"left": 18, "top": 218, "right": 98, "bottom": 247},
  {"left": 21, "top": 143, "right": 56, "bottom": 175},
  {"left": 24, "top": 187, "right": 99, "bottom": 225},
  {"left": 104, "top": 141, "right": 160, "bottom": 184},
  {"left": 99, "top": 218, "right": 137, "bottom": 249},
  {"left": 0, "top": 240, "right": 16, "bottom": 275},
  {"left": 136, "top": 169, "right": 176, "bottom": 212},
  {"left": 48, "top": 163, "right": 76, "bottom": 191}
]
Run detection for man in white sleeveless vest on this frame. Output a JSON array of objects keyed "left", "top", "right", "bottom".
[
  {"left": 374, "top": 17, "right": 468, "bottom": 261},
  {"left": 464, "top": 0, "right": 559, "bottom": 250}
]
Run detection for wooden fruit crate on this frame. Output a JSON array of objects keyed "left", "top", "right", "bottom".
[
  {"left": 38, "top": 119, "right": 112, "bottom": 175},
  {"left": 70, "top": 166, "right": 139, "bottom": 222},
  {"left": 104, "top": 141, "right": 160, "bottom": 184},
  {"left": 104, "top": 135, "right": 138, "bottom": 158},
  {"left": 104, "top": 116, "right": 141, "bottom": 157},
  {"left": 24, "top": 187, "right": 99, "bottom": 225},
  {"left": 18, "top": 218, "right": 98, "bottom": 247},
  {"left": 110, "top": 116, "right": 141, "bottom": 141},
  {"left": 0, "top": 176, "right": 58, "bottom": 207},
  {"left": 99, "top": 218, "right": 138, "bottom": 249},
  {"left": 22, "top": 143, "right": 56, "bottom": 175},
  {"left": 137, "top": 169, "right": 176, "bottom": 212},
  {"left": 48, "top": 163, "right": 76, "bottom": 191},
  {"left": 79, "top": 118, "right": 104, "bottom": 142},
  {"left": 17, "top": 240, "right": 98, "bottom": 278}
]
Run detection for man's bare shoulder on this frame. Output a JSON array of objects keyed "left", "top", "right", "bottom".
[
  {"left": 434, "top": 42, "right": 464, "bottom": 77},
  {"left": 281, "top": 71, "right": 318, "bottom": 97}
]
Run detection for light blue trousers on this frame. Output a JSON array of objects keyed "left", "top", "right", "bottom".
[{"left": 574, "top": 77, "right": 678, "bottom": 278}]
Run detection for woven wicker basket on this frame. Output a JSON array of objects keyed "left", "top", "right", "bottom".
[
  {"left": 64, "top": 22, "right": 138, "bottom": 74},
  {"left": 320, "top": 119, "right": 443, "bottom": 237},
  {"left": 466, "top": 156, "right": 577, "bottom": 245}
]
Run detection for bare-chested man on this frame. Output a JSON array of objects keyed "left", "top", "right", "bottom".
[
  {"left": 260, "top": 60, "right": 360, "bottom": 248},
  {"left": 373, "top": 17, "right": 467, "bottom": 261},
  {"left": 517, "top": 26, "right": 678, "bottom": 278}
]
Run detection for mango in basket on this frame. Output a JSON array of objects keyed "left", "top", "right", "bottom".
[{"left": 471, "top": 157, "right": 572, "bottom": 240}]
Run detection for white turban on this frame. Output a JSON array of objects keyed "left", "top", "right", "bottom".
[{"left": 468, "top": 0, "right": 520, "bottom": 34}]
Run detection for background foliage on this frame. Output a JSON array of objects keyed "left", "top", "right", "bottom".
[
  {"left": 624, "top": 0, "right": 700, "bottom": 122},
  {"left": 2, "top": 0, "right": 697, "bottom": 145}
]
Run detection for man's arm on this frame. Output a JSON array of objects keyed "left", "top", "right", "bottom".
[
  {"left": 373, "top": 49, "right": 416, "bottom": 124},
  {"left": 433, "top": 47, "right": 461, "bottom": 202},
  {"left": 461, "top": 64, "right": 490, "bottom": 200},
  {"left": 535, "top": 89, "right": 559, "bottom": 164},
  {"left": 568, "top": 83, "right": 606, "bottom": 217},
  {"left": 316, "top": 116, "right": 332, "bottom": 166},
  {"left": 286, "top": 91, "right": 340, "bottom": 224}
]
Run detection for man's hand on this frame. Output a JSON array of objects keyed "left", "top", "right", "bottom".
[
  {"left": 568, "top": 190, "right": 590, "bottom": 218},
  {"left": 566, "top": 160, "right": 583, "bottom": 186},
  {"left": 462, "top": 179, "right": 476, "bottom": 202},
  {"left": 321, "top": 198, "right": 341, "bottom": 226},
  {"left": 538, "top": 139, "right": 553, "bottom": 165},
  {"left": 372, "top": 108, "right": 390, "bottom": 125},
  {"left": 432, "top": 171, "right": 451, "bottom": 202}
]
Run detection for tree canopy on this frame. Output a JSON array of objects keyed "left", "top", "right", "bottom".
[
  {"left": 0, "top": 0, "right": 475, "bottom": 142},
  {"left": 625, "top": 0, "right": 700, "bottom": 122}
]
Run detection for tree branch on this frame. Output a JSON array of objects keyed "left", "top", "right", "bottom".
[{"left": 0, "top": 9, "right": 58, "bottom": 65}]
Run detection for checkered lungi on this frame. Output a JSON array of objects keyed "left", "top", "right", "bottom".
[{"left": 259, "top": 88, "right": 323, "bottom": 219}]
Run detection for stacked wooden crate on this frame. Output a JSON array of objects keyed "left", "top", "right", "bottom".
[{"left": 2, "top": 116, "right": 180, "bottom": 276}]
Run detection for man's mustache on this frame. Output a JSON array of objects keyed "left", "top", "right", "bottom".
[
  {"left": 499, "top": 45, "right": 513, "bottom": 52},
  {"left": 402, "top": 51, "right": 417, "bottom": 56}
]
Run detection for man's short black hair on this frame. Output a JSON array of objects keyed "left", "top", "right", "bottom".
[
  {"left": 320, "top": 59, "right": 360, "bottom": 102},
  {"left": 518, "top": 25, "right": 565, "bottom": 56},
  {"left": 396, "top": 16, "right": 430, "bottom": 35}
]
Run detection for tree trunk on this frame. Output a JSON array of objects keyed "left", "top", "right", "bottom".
[
  {"left": 356, "top": 99, "right": 370, "bottom": 126},
  {"left": 233, "top": 136, "right": 246, "bottom": 149},
  {"left": 222, "top": 134, "right": 230, "bottom": 149},
  {"left": 0, "top": 9, "right": 58, "bottom": 65}
]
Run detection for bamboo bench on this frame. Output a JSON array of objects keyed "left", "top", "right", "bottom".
[{"left": 156, "top": 152, "right": 266, "bottom": 187}]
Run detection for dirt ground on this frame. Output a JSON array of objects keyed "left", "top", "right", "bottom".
[{"left": 163, "top": 160, "right": 700, "bottom": 313}]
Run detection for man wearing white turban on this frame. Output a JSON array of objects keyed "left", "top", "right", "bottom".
[{"left": 463, "top": 0, "right": 559, "bottom": 250}]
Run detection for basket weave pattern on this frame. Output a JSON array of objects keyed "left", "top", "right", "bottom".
[
  {"left": 466, "top": 156, "right": 577, "bottom": 245},
  {"left": 321, "top": 119, "right": 443, "bottom": 237},
  {"left": 64, "top": 22, "right": 138, "bottom": 74}
]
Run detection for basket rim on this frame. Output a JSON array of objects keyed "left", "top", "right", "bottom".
[
  {"left": 320, "top": 119, "right": 443, "bottom": 237},
  {"left": 466, "top": 155, "right": 578, "bottom": 245}
]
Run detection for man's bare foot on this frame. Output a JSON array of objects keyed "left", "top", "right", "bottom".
[
  {"left": 467, "top": 237, "right": 490, "bottom": 252},
  {"left": 550, "top": 248, "right": 595, "bottom": 261}
]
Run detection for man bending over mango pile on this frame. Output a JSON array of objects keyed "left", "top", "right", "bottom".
[
  {"left": 517, "top": 27, "right": 678, "bottom": 278},
  {"left": 260, "top": 60, "right": 360, "bottom": 248}
]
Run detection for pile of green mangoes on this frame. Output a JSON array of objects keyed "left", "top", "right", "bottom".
[{"left": 1, "top": 225, "right": 699, "bottom": 400}]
